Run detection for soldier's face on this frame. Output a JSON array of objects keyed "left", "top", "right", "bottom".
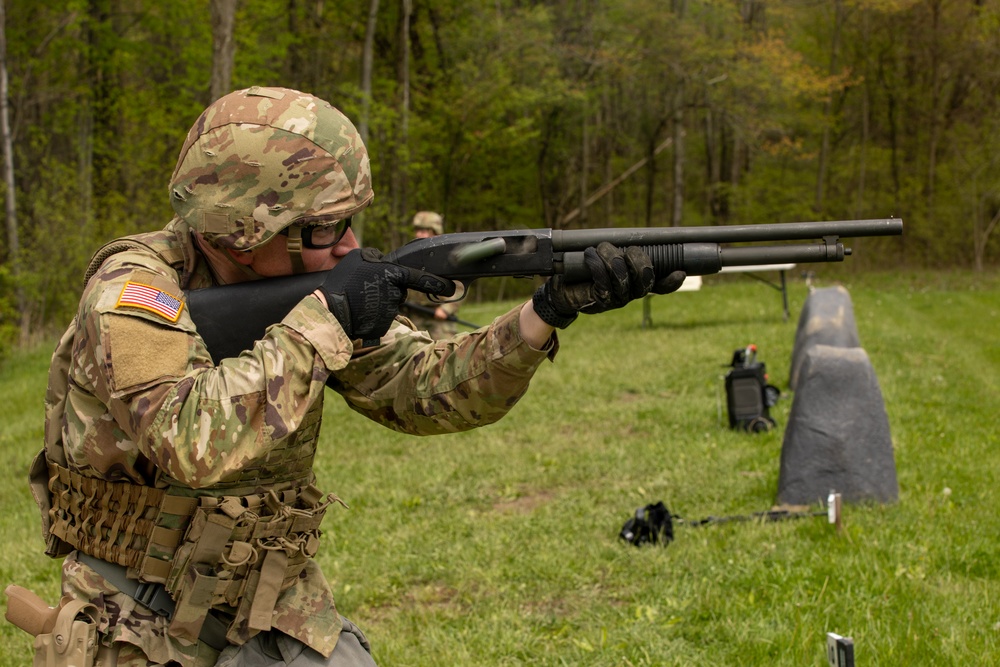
[{"left": 249, "top": 227, "right": 361, "bottom": 276}]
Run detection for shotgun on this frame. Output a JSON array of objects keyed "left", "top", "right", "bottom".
[{"left": 187, "top": 218, "right": 902, "bottom": 363}]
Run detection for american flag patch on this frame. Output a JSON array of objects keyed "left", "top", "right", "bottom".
[{"left": 116, "top": 281, "right": 184, "bottom": 322}]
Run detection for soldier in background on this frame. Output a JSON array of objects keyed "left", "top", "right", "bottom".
[
  {"left": 20, "top": 86, "right": 684, "bottom": 667},
  {"left": 404, "top": 211, "right": 462, "bottom": 339}
]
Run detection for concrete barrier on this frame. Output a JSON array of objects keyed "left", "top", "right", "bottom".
[
  {"left": 789, "top": 286, "right": 860, "bottom": 390},
  {"left": 777, "top": 344, "right": 898, "bottom": 506}
]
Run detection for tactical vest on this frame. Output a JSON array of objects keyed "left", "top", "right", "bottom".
[{"left": 32, "top": 227, "right": 339, "bottom": 647}]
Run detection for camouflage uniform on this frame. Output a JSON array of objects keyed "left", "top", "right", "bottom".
[
  {"left": 32, "top": 88, "right": 557, "bottom": 667},
  {"left": 38, "top": 219, "right": 554, "bottom": 666}
]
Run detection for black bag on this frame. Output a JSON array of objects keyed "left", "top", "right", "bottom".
[
  {"left": 619, "top": 501, "right": 674, "bottom": 546},
  {"left": 725, "top": 345, "right": 780, "bottom": 432}
]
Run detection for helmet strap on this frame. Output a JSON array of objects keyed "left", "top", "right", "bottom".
[{"left": 285, "top": 225, "right": 307, "bottom": 274}]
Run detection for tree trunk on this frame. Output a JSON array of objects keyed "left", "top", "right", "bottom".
[
  {"left": 671, "top": 82, "right": 685, "bottom": 227},
  {"left": 356, "top": 0, "right": 380, "bottom": 246},
  {"left": 814, "top": 0, "right": 843, "bottom": 216},
  {"left": 391, "top": 0, "right": 412, "bottom": 249},
  {"left": 210, "top": 0, "right": 238, "bottom": 102},
  {"left": 925, "top": 0, "right": 942, "bottom": 221},
  {"left": 854, "top": 5, "right": 870, "bottom": 217},
  {"left": 579, "top": 97, "right": 588, "bottom": 226},
  {"left": 359, "top": 0, "right": 379, "bottom": 145},
  {"left": 0, "top": 0, "right": 24, "bottom": 336},
  {"left": 601, "top": 87, "right": 613, "bottom": 223},
  {"left": 0, "top": 0, "right": 16, "bottom": 263},
  {"left": 730, "top": 132, "right": 742, "bottom": 190},
  {"left": 401, "top": 0, "right": 411, "bottom": 212},
  {"left": 644, "top": 140, "right": 655, "bottom": 226},
  {"left": 974, "top": 209, "right": 999, "bottom": 272},
  {"left": 644, "top": 119, "right": 667, "bottom": 227},
  {"left": 703, "top": 107, "right": 717, "bottom": 219},
  {"left": 87, "top": 0, "right": 121, "bottom": 235}
]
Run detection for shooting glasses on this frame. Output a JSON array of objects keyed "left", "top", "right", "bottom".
[{"left": 280, "top": 217, "right": 353, "bottom": 249}]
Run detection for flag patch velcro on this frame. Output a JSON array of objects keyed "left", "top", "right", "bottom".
[{"left": 116, "top": 281, "right": 184, "bottom": 322}]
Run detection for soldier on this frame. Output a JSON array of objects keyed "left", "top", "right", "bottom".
[
  {"left": 404, "top": 211, "right": 462, "bottom": 339},
  {"left": 25, "top": 86, "right": 684, "bottom": 666}
]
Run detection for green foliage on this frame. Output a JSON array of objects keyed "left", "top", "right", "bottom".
[
  {"left": 3, "top": 270, "right": 998, "bottom": 665},
  {"left": 15, "top": 157, "right": 103, "bottom": 330},
  {"left": 0, "top": 266, "right": 18, "bottom": 366}
]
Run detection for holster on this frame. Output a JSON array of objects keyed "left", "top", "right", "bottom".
[{"left": 5, "top": 585, "right": 114, "bottom": 667}]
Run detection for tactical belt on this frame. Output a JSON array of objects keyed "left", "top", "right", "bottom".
[
  {"left": 46, "top": 463, "right": 339, "bottom": 649},
  {"left": 77, "top": 552, "right": 230, "bottom": 651}
]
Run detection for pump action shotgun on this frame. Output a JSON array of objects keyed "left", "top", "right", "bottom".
[{"left": 187, "top": 218, "right": 903, "bottom": 362}]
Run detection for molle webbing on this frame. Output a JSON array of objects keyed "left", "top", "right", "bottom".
[
  {"left": 45, "top": 463, "right": 186, "bottom": 573},
  {"left": 164, "top": 487, "right": 340, "bottom": 645},
  {"left": 46, "top": 460, "right": 341, "bottom": 646}
]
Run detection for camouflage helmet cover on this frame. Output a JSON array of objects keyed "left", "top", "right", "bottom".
[
  {"left": 170, "top": 86, "right": 374, "bottom": 250},
  {"left": 412, "top": 211, "right": 443, "bottom": 236}
]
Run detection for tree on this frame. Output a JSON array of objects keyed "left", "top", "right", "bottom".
[
  {"left": 0, "top": 0, "right": 23, "bottom": 342},
  {"left": 210, "top": 0, "right": 237, "bottom": 101},
  {"left": 813, "top": 0, "right": 845, "bottom": 216},
  {"left": 360, "top": 0, "right": 379, "bottom": 146}
]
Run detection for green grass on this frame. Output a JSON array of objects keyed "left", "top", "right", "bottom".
[{"left": 2, "top": 269, "right": 999, "bottom": 666}]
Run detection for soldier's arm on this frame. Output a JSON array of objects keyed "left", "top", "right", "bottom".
[
  {"left": 326, "top": 304, "right": 556, "bottom": 435},
  {"left": 71, "top": 255, "right": 351, "bottom": 488}
]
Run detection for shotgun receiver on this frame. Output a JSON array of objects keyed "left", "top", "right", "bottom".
[{"left": 187, "top": 218, "right": 902, "bottom": 362}]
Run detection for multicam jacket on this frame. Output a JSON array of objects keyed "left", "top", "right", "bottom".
[{"left": 39, "top": 218, "right": 555, "bottom": 666}]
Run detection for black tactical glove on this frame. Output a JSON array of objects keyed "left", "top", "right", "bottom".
[
  {"left": 322, "top": 248, "right": 455, "bottom": 341},
  {"left": 532, "top": 242, "right": 686, "bottom": 328}
]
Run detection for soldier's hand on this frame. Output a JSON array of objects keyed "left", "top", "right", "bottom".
[
  {"left": 322, "top": 248, "right": 455, "bottom": 341},
  {"left": 531, "top": 242, "right": 686, "bottom": 328}
]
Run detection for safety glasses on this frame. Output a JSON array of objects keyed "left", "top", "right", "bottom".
[{"left": 280, "top": 217, "right": 352, "bottom": 249}]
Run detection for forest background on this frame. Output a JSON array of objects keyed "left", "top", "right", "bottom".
[{"left": 1, "top": 0, "right": 999, "bottom": 362}]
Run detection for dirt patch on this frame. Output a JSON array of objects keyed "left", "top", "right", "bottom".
[
  {"left": 363, "top": 583, "right": 465, "bottom": 622},
  {"left": 492, "top": 489, "right": 555, "bottom": 513},
  {"left": 618, "top": 390, "right": 643, "bottom": 403}
]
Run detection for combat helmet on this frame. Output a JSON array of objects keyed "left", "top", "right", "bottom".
[
  {"left": 170, "top": 86, "right": 373, "bottom": 257},
  {"left": 412, "top": 211, "right": 443, "bottom": 236}
]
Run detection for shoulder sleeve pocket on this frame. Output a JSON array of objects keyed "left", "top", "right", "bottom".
[{"left": 105, "top": 313, "right": 191, "bottom": 395}]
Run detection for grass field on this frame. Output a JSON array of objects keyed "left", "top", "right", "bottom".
[{"left": 2, "top": 268, "right": 998, "bottom": 666}]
